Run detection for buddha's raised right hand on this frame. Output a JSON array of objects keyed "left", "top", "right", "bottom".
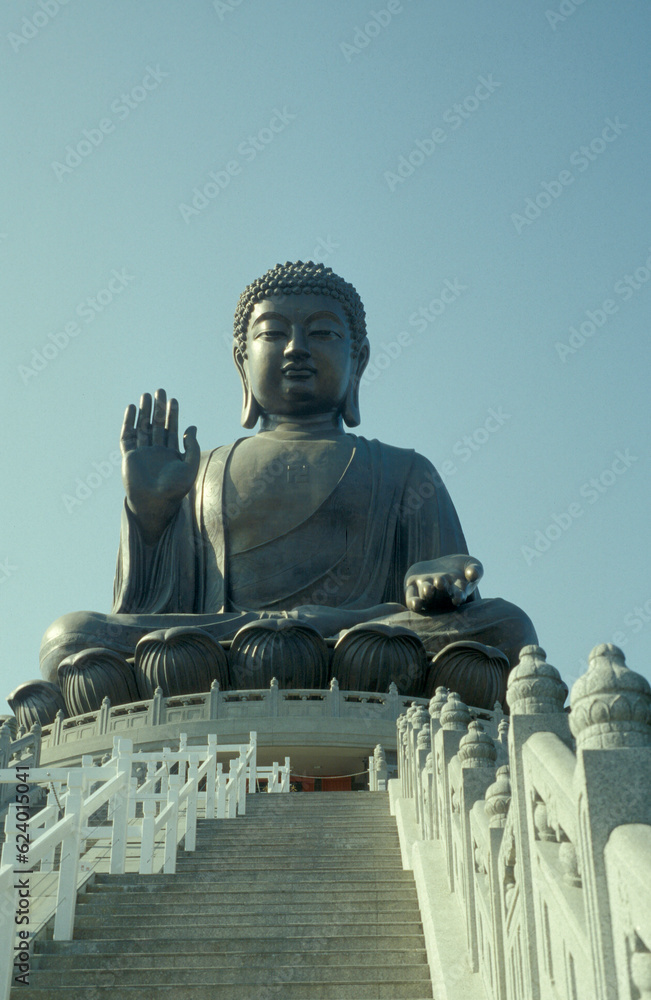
[{"left": 120, "top": 388, "right": 201, "bottom": 545}]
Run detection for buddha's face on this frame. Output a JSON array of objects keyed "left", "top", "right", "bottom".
[{"left": 241, "top": 294, "right": 362, "bottom": 418}]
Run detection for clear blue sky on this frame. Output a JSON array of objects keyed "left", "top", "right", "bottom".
[{"left": 2, "top": 0, "right": 650, "bottom": 716}]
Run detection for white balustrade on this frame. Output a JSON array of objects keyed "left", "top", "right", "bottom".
[
  {"left": 0, "top": 729, "right": 289, "bottom": 1000},
  {"left": 7, "top": 680, "right": 424, "bottom": 764},
  {"left": 393, "top": 644, "right": 651, "bottom": 1000}
]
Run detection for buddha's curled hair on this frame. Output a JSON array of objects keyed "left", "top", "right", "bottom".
[{"left": 233, "top": 260, "right": 367, "bottom": 356}]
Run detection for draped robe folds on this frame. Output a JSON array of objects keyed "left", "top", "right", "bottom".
[
  {"left": 39, "top": 435, "right": 537, "bottom": 685},
  {"left": 112, "top": 436, "right": 470, "bottom": 617}
]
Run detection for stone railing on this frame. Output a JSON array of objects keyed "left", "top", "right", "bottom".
[
  {"left": 392, "top": 643, "right": 651, "bottom": 1000},
  {"left": 0, "top": 679, "right": 434, "bottom": 766},
  {"left": 0, "top": 723, "right": 41, "bottom": 809}
]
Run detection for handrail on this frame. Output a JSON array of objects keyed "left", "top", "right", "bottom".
[
  {"left": 392, "top": 646, "right": 651, "bottom": 1000},
  {"left": 0, "top": 729, "right": 289, "bottom": 999}
]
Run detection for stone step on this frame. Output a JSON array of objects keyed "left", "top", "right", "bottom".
[
  {"left": 193, "top": 830, "right": 399, "bottom": 839},
  {"left": 73, "top": 899, "right": 422, "bottom": 918},
  {"left": 209, "top": 805, "right": 391, "bottom": 811},
  {"left": 92, "top": 870, "right": 414, "bottom": 885},
  {"left": 68, "top": 920, "right": 426, "bottom": 941},
  {"left": 190, "top": 839, "right": 399, "bottom": 849},
  {"left": 197, "top": 816, "right": 396, "bottom": 840},
  {"left": 33, "top": 947, "right": 428, "bottom": 970},
  {"left": 173, "top": 860, "right": 405, "bottom": 870},
  {"left": 198, "top": 815, "right": 393, "bottom": 823},
  {"left": 81, "top": 886, "right": 417, "bottom": 904},
  {"left": 72, "top": 906, "right": 422, "bottom": 929},
  {"left": 238, "top": 806, "right": 390, "bottom": 814},
  {"left": 26, "top": 964, "right": 432, "bottom": 988},
  {"left": 203, "top": 805, "right": 390, "bottom": 810},
  {"left": 175, "top": 851, "right": 402, "bottom": 862},
  {"left": 11, "top": 987, "right": 432, "bottom": 999},
  {"left": 36, "top": 933, "right": 426, "bottom": 956}
]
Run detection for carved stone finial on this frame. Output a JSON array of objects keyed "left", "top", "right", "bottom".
[
  {"left": 497, "top": 718, "right": 509, "bottom": 743},
  {"left": 485, "top": 765, "right": 511, "bottom": 827},
  {"left": 440, "top": 691, "right": 472, "bottom": 731},
  {"left": 388, "top": 681, "right": 399, "bottom": 696},
  {"left": 0, "top": 716, "right": 18, "bottom": 741},
  {"left": 569, "top": 644, "right": 651, "bottom": 750},
  {"left": 458, "top": 721, "right": 497, "bottom": 769},
  {"left": 374, "top": 743, "right": 386, "bottom": 762},
  {"left": 406, "top": 703, "right": 421, "bottom": 723},
  {"left": 411, "top": 706, "right": 430, "bottom": 731},
  {"left": 429, "top": 686, "right": 448, "bottom": 719},
  {"left": 329, "top": 677, "right": 339, "bottom": 692},
  {"left": 417, "top": 725, "right": 432, "bottom": 752},
  {"left": 397, "top": 713, "right": 409, "bottom": 733},
  {"left": 506, "top": 645, "right": 568, "bottom": 715}
]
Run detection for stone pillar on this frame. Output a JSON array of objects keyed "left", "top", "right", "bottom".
[
  {"left": 457, "top": 721, "right": 498, "bottom": 971},
  {"left": 569, "top": 643, "right": 651, "bottom": 1000},
  {"left": 415, "top": 724, "right": 431, "bottom": 834},
  {"left": 409, "top": 707, "right": 429, "bottom": 823},
  {"left": 435, "top": 691, "right": 472, "bottom": 891},
  {"left": 374, "top": 744, "right": 388, "bottom": 791},
  {"left": 484, "top": 765, "right": 512, "bottom": 1000},
  {"left": 506, "top": 644, "right": 570, "bottom": 1000}
]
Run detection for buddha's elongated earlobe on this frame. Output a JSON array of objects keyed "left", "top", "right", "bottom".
[
  {"left": 234, "top": 344, "right": 261, "bottom": 429},
  {"left": 342, "top": 338, "right": 369, "bottom": 428}
]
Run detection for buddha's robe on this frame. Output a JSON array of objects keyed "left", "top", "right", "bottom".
[
  {"left": 40, "top": 435, "right": 536, "bottom": 686},
  {"left": 113, "top": 436, "right": 468, "bottom": 615}
]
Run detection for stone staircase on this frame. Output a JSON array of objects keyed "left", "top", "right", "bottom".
[{"left": 16, "top": 791, "right": 434, "bottom": 998}]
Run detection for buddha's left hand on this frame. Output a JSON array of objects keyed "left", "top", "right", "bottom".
[{"left": 405, "top": 556, "right": 483, "bottom": 612}]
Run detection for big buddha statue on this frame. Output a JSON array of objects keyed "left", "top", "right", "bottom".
[{"left": 12, "top": 261, "right": 537, "bottom": 727}]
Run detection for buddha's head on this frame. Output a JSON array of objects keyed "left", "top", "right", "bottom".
[{"left": 233, "top": 261, "right": 370, "bottom": 428}]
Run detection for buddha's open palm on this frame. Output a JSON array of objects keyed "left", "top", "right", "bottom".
[{"left": 120, "top": 389, "right": 200, "bottom": 540}]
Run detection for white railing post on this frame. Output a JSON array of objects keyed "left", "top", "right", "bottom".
[
  {"left": 109, "top": 738, "right": 133, "bottom": 875},
  {"left": 216, "top": 762, "right": 226, "bottom": 818},
  {"left": 281, "top": 757, "right": 291, "bottom": 793},
  {"left": 205, "top": 735, "right": 217, "bottom": 818},
  {"left": 375, "top": 745, "right": 388, "bottom": 792},
  {"left": 237, "top": 749, "right": 247, "bottom": 815},
  {"left": 163, "top": 774, "right": 181, "bottom": 874},
  {"left": 53, "top": 770, "right": 84, "bottom": 940},
  {"left": 184, "top": 754, "right": 199, "bottom": 852},
  {"left": 248, "top": 731, "right": 257, "bottom": 794},
  {"left": 227, "top": 759, "right": 237, "bottom": 818},
  {"left": 139, "top": 760, "right": 157, "bottom": 875},
  {"left": 40, "top": 788, "right": 58, "bottom": 873}
]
